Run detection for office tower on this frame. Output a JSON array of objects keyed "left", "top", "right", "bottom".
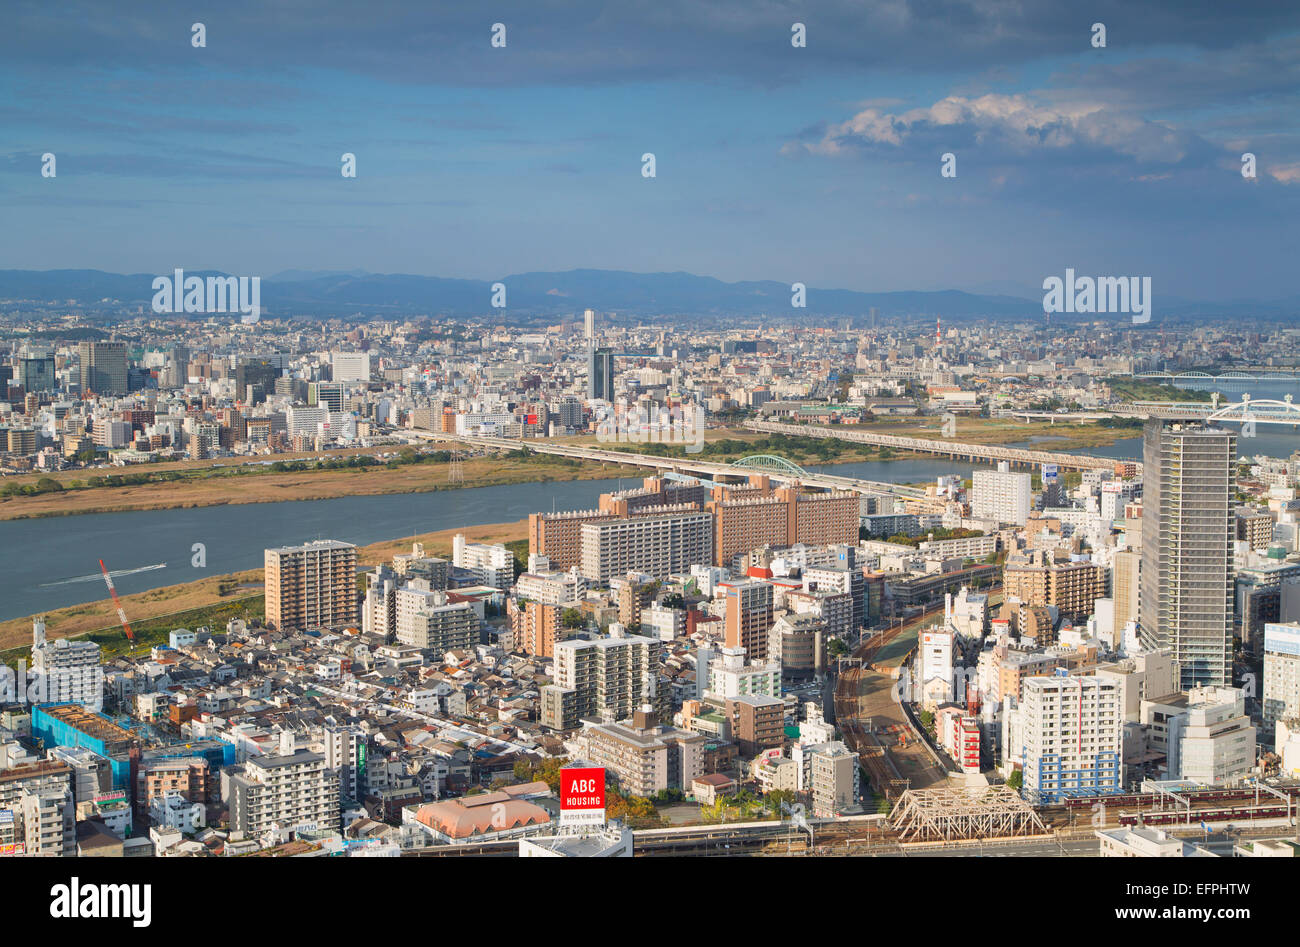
[
  {"left": 971, "top": 461, "right": 1032, "bottom": 526},
  {"left": 77, "top": 341, "right": 128, "bottom": 395},
  {"left": 17, "top": 349, "right": 57, "bottom": 393},
  {"left": 235, "top": 357, "right": 279, "bottom": 404},
  {"left": 0, "top": 761, "right": 75, "bottom": 856},
  {"left": 579, "top": 509, "right": 713, "bottom": 581},
  {"left": 394, "top": 587, "right": 481, "bottom": 652},
  {"left": 584, "top": 308, "right": 597, "bottom": 342},
  {"left": 307, "top": 381, "right": 345, "bottom": 412},
  {"left": 1016, "top": 674, "right": 1123, "bottom": 804},
  {"left": 227, "top": 751, "right": 341, "bottom": 838},
  {"left": 331, "top": 351, "right": 371, "bottom": 384},
  {"left": 264, "top": 540, "right": 359, "bottom": 632},
  {"left": 166, "top": 345, "right": 191, "bottom": 388},
  {"left": 541, "top": 631, "right": 663, "bottom": 729},
  {"left": 587, "top": 347, "right": 615, "bottom": 401},
  {"left": 29, "top": 617, "right": 102, "bottom": 709},
  {"left": 724, "top": 581, "right": 775, "bottom": 660},
  {"left": 1263, "top": 622, "right": 1300, "bottom": 729},
  {"left": 1139, "top": 421, "right": 1235, "bottom": 688},
  {"left": 810, "top": 742, "right": 861, "bottom": 817}
]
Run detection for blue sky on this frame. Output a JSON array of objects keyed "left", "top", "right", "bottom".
[{"left": 2, "top": 1, "right": 1298, "bottom": 300}]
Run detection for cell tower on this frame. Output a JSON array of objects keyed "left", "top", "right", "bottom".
[{"left": 935, "top": 315, "right": 941, "bottom": 345}]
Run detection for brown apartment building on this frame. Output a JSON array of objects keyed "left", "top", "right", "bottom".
[
  {"left": 724, "top": 580, "right": 775, "bottom": 659},
  {"left": 726, "top": 694, "right": 785, "bottom": 758},
  {"left": 265, "top": 539, "right": 359, "bottom": 631},
  {"left": 709, "top": 483, "right": 859, "bottom": 569},
  {"left": 1002, "top": 552, "right": 1107, "bottom": 620}
]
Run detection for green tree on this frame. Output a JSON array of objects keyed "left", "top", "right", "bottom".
[{"left": 1006, "top": 770, "right": 1023, "bottom": 792}]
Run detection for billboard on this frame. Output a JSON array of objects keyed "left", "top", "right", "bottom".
[
  {"left": 1042, "top": 463, "right": 1059, "bottom": 483},
  {"left": 559, "top": 766, "right": 606, "bottom": 827}
]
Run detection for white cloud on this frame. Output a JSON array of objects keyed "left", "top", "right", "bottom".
[{"left": 789, "top": 92, "right": 1192, "bottom": 164}]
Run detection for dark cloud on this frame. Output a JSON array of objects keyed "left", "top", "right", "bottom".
[{"left": 5, "top": 0, "right": 1298, "bottom": 87}]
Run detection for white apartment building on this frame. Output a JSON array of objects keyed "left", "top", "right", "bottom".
[
  {"left": 318, "top": 724, "right": 366, "bottom": 805},
  {"left": 566, "top": 713, "right": 707, "bottom": 797},
  {"left": 810, "top": 741, "right": 860, "bottom": 817},
  {"left": 701, "top": 646, "right": 781, "bottom": 700},
  {"left": 331, "top": 351, "right": 371, "bottom": 383},
  {"left": 150, "top": 791, "right": 205, "bottom": 834},
  {"left": 641, "top": 603, "right": 685, "bottom": 641},
  {"left": 1013, "top": 673, "right": 1123, "bottom": 804},
  {"left": 394, "top": 587, "right": 481, "bottom": 652},
  {"left": 542, "top": 632, "right": 663, "bottom": 730},
  {"left": 971, "top": 461, "right": 1032, "bottom": 526},
  {"left": 452, "top": 534, "right": 514, "bottom": 590},
  {"left": 1263, "top": 622, "right": 1300, "bottom": 728},
  {"left": 284, "top": 405, "right": 329, "bottom": 436},
  {"left": 514, "top": 569, "right": 587, "bottom": 606},
  {"left": 579, "top": 510, "right": 713, "bottom": 581},
  {"left": 919, "top": 628, "right": 955, "bottom": 700},
  {"left": 1148, "top": 686, "right": 1257, "bottom": 783},
  {"left": 226, "top": 750, "right": 341, "bottom": 839},
  {"left": 29, "top": 618, "right": 103, "bottom": 710}
]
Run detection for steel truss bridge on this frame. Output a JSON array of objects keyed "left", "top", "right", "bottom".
[
  {"left": 1135, "top": 370, "right": 1300, "bottom": 383},
  {"left": 1113, "top": 392, "right": 1300, "bottom": 426},
  {"left": 890, "top": 785, "right": 1050, "bottom": 842}
]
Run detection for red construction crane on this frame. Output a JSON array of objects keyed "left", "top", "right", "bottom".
[{"left": 98, "top": 559, "right": 136, "bottom": 643}]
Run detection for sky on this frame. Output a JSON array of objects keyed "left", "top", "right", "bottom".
[{"left": 2, "top": 0, "right": 1298, "bottom": 301}]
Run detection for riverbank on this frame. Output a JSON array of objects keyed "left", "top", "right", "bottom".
[
  {"left": 0, "top": 418, "right": 1134, "bottom": 523},
  {"left": 0, "top": 519, "right": 529, "bottom": 654},
  {"left": 0, "top": 453, "right": 642, "bottom": 522}
]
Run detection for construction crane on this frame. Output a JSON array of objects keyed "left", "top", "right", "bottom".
[{"left": 98, "top": 559, "right": 137, "bottom": 645}]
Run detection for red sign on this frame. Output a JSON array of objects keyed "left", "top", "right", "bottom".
[
  {"left": 526, "top": 414, "right": 539, "bottom": 425},
  {"left": 560, "top": 767, "right": 606, "bottom": 811}
]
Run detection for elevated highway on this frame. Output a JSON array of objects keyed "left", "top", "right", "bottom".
[
  {"left": 408, "top": 428, "right": 928, "bottom": 499},
  {"left": 743, "top": 420, "right": 1125, "bottom": 473}
]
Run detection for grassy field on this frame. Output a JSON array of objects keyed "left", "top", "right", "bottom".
[
  {"left": 0, "top": 452, "right": 641, "bottom": 521},
  {"left": 0, "top": 519, "right": 529, "bottom": 654}
]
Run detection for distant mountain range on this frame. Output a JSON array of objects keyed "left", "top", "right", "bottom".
[{"left": 0, "top": 267, "right": 1294, "bottom": 321}]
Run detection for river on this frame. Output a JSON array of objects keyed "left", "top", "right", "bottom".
[{"left": 3, "top": 420, "right": 1298, "bottom": 623}]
